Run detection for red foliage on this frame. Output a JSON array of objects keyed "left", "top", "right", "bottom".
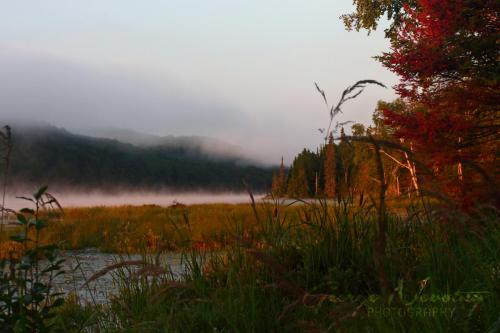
[
  {"left": 379, "top": 0, "right": 500, "bottom": 208},
  {"left": 383, "top": 0, "right": 498, "bottom": 99},
  {"left": 382, "top": 107, "right": 474, "bottom": 167}
]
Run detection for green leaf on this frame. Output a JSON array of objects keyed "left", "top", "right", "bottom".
[
  {"left": 16, "top": 214, "right": 28, "bottom": 225},
  {"left": 33, "top": 185, "right": 49, "bottom": 200},
  {"left": 51, "top": 298, "right": 65, "bottom": 308},
  {"left": 33, "top": 282, "right": 48, "bottom": 293}
]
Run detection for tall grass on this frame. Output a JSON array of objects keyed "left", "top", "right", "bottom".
[
  {"left": 54, "top": 199, "right": 499, "bottom": 332},
  {"left": 0, "top": 204, "right": 304, "bottom": 253}
]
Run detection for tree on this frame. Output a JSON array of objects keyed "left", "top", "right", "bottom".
[
  {"left": 372, "top": 101, "right": 420, "bottom": 197},
  {"left": 323, "top": 133, "right": 337, "bottom": 198},
  {"left": 381, "top": 0, "right": 498, "bottom": 206},
  {"left": 341, "top": 0, "right": 412, "bottom": 39},
  {"left": 337, "top": 128, "right": 355, "bottom": 196},
  {"left": 344, "top": 0, "right": 500, "bottom": 207},
  {"left": 287, "top": 149, "right": 319, "bottom": 197},
  {"left": 350, "top": 123, "right": 379, "bottom": 196},
  {"left": 287, "top": 165, "right": 309, "bottom": 198},
  {"left": 271, "top": 157, "right": 287, "bottom": 197}
]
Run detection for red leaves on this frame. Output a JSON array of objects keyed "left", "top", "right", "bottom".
[
  {"left": 382, "top": 0, "right": 468, "bottom": 98},
  {"left": 377, "top": 0, "right": 499, "bottom": 208},
  {"left": 383, "top": 0, "right": 499, "bottom": 98},
  {"left": 382, "top": 107, "right": 474, "bottom": 166}
]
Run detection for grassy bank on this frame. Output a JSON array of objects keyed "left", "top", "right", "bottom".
[
  {"left": 1, "top": 197, "right": 499, "bottom": 331},
  {"left": 45, "top": 199, "right": 499, "bottom": 332}
]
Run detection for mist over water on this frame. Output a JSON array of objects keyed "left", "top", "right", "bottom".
[{"left": 4, "top": 190, "right": 263, "bottom": 210}]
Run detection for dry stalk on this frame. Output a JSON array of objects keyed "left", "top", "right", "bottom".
[
  {"left": 132, "top": 265, "right": 168, "bottom": 278},
  {"left": 0, "top": 125, "right": 13, "bottom": 234},
  {"left": 82, "top": 260, "right": 146, "bottom": 287}
]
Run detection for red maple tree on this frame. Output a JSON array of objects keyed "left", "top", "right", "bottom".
[{"left": 379, "top": 0, "right": 499, "bottom": 207}]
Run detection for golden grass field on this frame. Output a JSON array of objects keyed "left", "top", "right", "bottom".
[{"left": 1, "top": 203, "right": 304, "bottom": 254}]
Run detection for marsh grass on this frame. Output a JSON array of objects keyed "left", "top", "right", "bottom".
[
  {"left": 52, "top": 199, "right": 499, "bottom": 332},
  {"left": 0, "top": 204, "right": 304, "bottom": 253}
]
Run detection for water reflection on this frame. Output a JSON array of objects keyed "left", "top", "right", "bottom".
[{"left": 51, "top": 249, "right": 185, "bottom": 304}]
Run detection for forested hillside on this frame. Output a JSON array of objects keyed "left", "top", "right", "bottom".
[
  {"left": 81, "top": 127, "right": 249, "bottom": 161},
  {"left": 5, "top": 124, "right": 272, "bottom": 191}
]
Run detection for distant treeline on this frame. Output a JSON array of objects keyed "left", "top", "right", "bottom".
[
  {"left": 273, "top": 105, "right": 422, "bottom": 199},
  {"left": 275, "top": 98, "right": 498, "bottom": 209},
  {"left": 5, "top": 124, "right": 273, "bottom": 191},
  {"left": 272, "top": 128, "right": 382, "bottom": 199}
]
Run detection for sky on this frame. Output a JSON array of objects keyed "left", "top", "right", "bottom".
[{"left": 0, "top": 0, "right": 398, "bottom": 164}]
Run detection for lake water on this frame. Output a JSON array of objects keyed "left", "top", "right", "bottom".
[
  {"left": 2, "top": 191, "right": 286, "bottom": 304},
  {"left": 50, "top": 249, "right": 186, "bottom": 304}
]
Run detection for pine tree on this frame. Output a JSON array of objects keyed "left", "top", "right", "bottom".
[
  {"left": 287, "top": 165, "right": 309, "bottom": 198},
  {"left": 287, "top": 150, "right": 317, "bottom": 197},
  {"left": 271, "top": 156, "right": 287, "bottom": 197}
]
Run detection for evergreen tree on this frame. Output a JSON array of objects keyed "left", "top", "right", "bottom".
[
  {"left": 287, "top": 149, "right": 318, "bottom": 197},
  {"left": 287, "top": 165, "right": 309, "bottom": 198},
  {"left": 271, "top": 157, "right": 287, "bottom": 197}
]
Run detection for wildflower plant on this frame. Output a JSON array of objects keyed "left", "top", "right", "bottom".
[{"left": 0, "top": 186, "right": 65, "bottom": 332}]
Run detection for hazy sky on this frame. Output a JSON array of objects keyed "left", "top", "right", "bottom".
[{"left": 0, "top": 1, "right": 397, "bottom": 164}]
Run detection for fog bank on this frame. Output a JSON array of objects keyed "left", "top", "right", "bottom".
[{"left": 3, "top": 190, "right": 263, "bottom": 210}]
